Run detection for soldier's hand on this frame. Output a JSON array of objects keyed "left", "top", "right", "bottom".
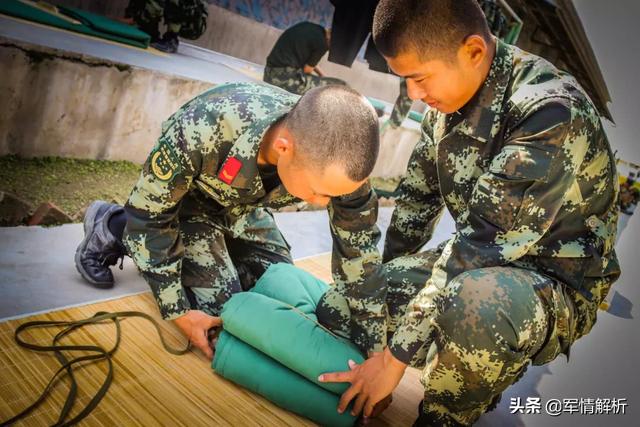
[
  {"left": 319, "top": 348, "right": 406, "bottom": 419},
  {"left": 173, "top": 310, "right": 222, "bottom": 360}
]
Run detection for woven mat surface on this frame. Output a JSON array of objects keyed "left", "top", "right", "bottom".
[{"left": 0, "top": 254, "right": 422, "bottom": 426}]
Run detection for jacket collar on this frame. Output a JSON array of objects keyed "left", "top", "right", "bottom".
[{"left": 448, "top": 38, "right": 514, "bottom": 143}]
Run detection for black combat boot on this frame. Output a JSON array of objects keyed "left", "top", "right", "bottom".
[
  {"left": 75, "top": 201, "right": 126, "bottom": 289},
  {"left": 136, "top": 18, "right": 161, "bottom": 43},
  {"left": 151, "top": 31, "right": 179, "bottom": 53}
]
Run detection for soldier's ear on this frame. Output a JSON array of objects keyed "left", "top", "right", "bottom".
[
  {"left": 272, "top": 132, "right": 295, "bottom": 159},
  {"left": 460, "top": 34, "right": 488, "bottom": 69}
]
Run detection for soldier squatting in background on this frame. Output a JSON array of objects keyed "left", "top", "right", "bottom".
[
  {"left": 263, "top": 21, "right": 347, "bottom": 95},
  {"left": 318, "top": 1, "right": 620, "bottom": 426}
]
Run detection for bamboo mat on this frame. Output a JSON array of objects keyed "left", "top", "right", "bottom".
[{"left": 0, "top": 254, "right": 423, "bottom": 426}]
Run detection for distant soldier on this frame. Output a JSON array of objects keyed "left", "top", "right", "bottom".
[
  {"left": 263, "top": 21, "right": 347, "bottom": 95},
  {"left": 125, "top": 0, "right": 208, "bottom": 53}
]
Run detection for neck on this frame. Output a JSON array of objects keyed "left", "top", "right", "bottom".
[
  {"left": 258, "top": 121, "right": 283, "bottom": 166},
  {"left": 478, "top": 38, "right": 497, "bottom": 89}
]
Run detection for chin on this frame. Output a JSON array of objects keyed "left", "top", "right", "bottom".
[{"left": 436, "top": 104, "right": 457, "bottom": 114}]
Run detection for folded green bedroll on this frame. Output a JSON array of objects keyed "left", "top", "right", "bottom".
[
  {"left": 0, "top": 0, "right": 150, "bottom": 48},
  {"left": 212, "top": 264, "right": 365, "bottom": 426}
]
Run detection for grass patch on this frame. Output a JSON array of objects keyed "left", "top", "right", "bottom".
[{"left": 0, "top": 155, "right": 141, "bottom": 219}]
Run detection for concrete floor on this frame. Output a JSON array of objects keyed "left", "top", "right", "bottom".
[{"left": 0, "top": 207, "right": 456, "bottom": 321}]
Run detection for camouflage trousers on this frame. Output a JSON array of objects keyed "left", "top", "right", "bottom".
[
  {"left": 125, "top": 0, "right": 207, "bottom": 39},
  {"left": 122, "top": 197, "right": 292, "bottom": 318},
  {"left": 177, "top": 193, "right": 292, "bottom": 316},
  {"left": 318, "top": 246, "right": 610, "bottom": 426},
  {"left": 263, "top": 66, "right": 347, "bottom": 96}
]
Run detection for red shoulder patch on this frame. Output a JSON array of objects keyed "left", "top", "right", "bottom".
[{"left": 218, "top": 157, "right": 243, "bottom": 184}]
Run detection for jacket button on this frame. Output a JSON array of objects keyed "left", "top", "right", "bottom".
[{"left": 587, "top": 217, "right": 598, "bottom": 229}]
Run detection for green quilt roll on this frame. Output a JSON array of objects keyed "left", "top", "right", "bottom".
[
  {"left": 212, "top": 264, "right": 365, "bottom": 426},
  {"left": 214, "top": 331, "right": 356, "bottom": 427},
  {"left": 250, "top": 263, "right": 330, "bottom": 320},
  {"left": 221, "top": 291, "right": 364, "bottom": 396}
]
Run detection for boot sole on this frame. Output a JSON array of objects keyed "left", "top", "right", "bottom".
[{"left": 74, "top": 201, "right": 114, "bottom": 289}]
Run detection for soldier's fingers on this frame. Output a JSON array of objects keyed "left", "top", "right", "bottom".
[
  {"left": 348, "top": 359, "right": 359, "bottom": 370},
  {"left": 363, "top": 400, "right": 377, "bottom": 418},
  {"left": 337, "top": 383, "right": 360, "bottom": 413},
  {"left": 192, "top": 331, "right": 213, "bottom": 359},
  {"left": 318, "top": 370, "right": 354, "bottom": 383},
  {"left": 206, "top": 316, "right": 223, "bottom": 329},
  {"left": 351, "top": 392, "right": 367, "bottom": 416}
]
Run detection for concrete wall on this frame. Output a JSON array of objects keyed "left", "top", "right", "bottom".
[
  {"left": 0, "top": 39, "right": 211, "bottom": 162},
  {"left": 1, "top": 2, "right": 419, "bottom": 176}
]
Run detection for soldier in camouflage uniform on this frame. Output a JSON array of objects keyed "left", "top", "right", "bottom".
[
  {"left": 75, "top": 82, "right": 381, "bottom": 359},
  {"left": 125, "top": 0, "right": 208, "bottom": 53},
  {"left": 319, "top": 1, "right": 621, "bottom": 425},
  {"left": 263, "top": 22, "right": 347, "bottom": 95}
]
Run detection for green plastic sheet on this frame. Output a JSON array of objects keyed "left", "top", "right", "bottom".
[
  {"left": 212, "top": 264, "right": 365, "bottom": 426},
  {"left": 0, "top": 1, "right": 150, "bottom": 48}
]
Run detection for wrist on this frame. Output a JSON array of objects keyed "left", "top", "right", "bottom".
[
  {"left": 383, "top": 347, "right": 407, "bottom": 375},
  {"left": 167, "top": 308, "right": 190, "bottom": 321}
]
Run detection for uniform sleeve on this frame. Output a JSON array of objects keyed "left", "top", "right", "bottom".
[
  {"left": 328, "top": 181, "right": 385, "bottom": 353},
  {"left": 388, "top": 79, "right": 412, "bottom": 128},
  {"left": 389, "top": 100, "right": 589, "bottom": 363},
  {"left": 383, "top": 112, "right": 445, "bottom": 262},
  {"left": 306, "top": 31, "right": 328, "bottom": 67},
  {"left": 123, "top": 118, "right": 200, "bottom": 320}
]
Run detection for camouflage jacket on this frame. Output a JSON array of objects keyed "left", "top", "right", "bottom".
[
  {"left": 123, "top": 82, "right": 381, "bottom": 321},
  {"left": 385, "top": 40, "right": 621, "bottom": 363}
]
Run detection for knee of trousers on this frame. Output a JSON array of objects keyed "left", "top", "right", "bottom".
[{"left": 433, "top": 267, "right": 549, "bottom": 368}]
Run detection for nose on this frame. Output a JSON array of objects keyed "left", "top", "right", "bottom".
[{"left": 406, "top": 79, "right": 427, "bottom": 101}]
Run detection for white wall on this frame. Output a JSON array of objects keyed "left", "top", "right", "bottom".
[{"left": 573, "top": 0, "right": 640, "bottom": 164}]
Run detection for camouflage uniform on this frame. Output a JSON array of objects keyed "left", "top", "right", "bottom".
[
  {"left": 123, "top": 82, "right": 381, "bottom": 321},
  {"left": 325, "top": 40, "right": 621, "bottom": 425},
  {"left": 477, "top": 0, "right": 508, "bottom": 39},
  {"left": 263, "top": 66, "right": 347, "bottom": 96},
  {"left": 125, "top": 0, "right": 208, "bottom": 40},
  {"left": 387, "top": 79, "right": 413, "bottom": 128}
]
